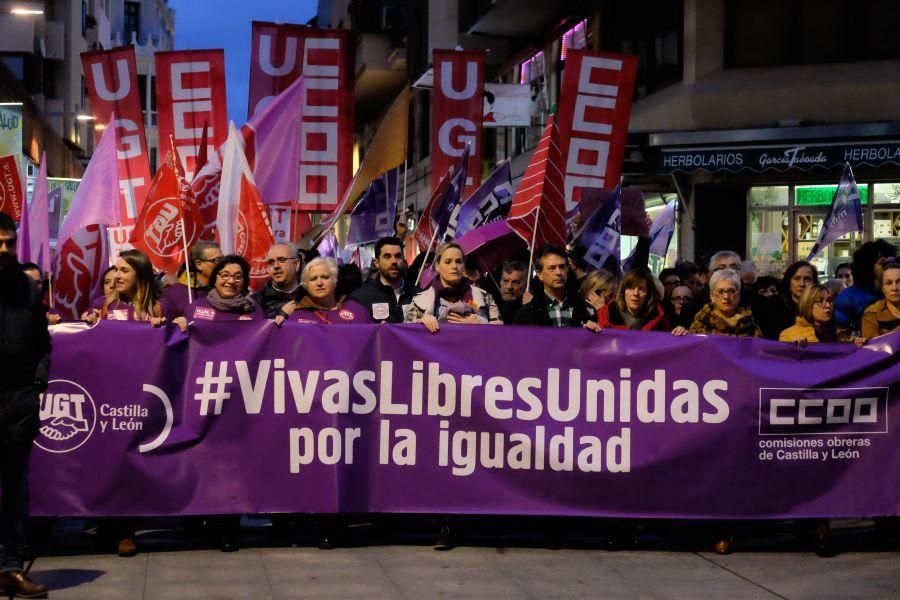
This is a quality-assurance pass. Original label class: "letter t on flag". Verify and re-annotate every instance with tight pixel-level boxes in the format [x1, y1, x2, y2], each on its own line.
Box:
[807, 163, 864, 261]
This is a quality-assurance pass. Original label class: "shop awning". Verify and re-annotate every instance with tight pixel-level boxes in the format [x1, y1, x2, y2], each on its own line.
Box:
[659, 140, 900, 175]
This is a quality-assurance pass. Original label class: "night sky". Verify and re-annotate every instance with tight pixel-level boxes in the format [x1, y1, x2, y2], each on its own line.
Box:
[168, 0, 318, 125]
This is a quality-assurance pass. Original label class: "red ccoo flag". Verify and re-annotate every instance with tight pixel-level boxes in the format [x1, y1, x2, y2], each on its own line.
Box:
[129, 147, 204, 274]
[236, 174, 275, 291]
[506, 115, 567, 249]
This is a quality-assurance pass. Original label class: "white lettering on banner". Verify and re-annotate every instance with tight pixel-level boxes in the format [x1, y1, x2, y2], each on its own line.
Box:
[173, 101, 212, 138]
[299, 36, 342, 207]
[438, 118, 477, 157]
[769, 397, 879, 426]
[91, 60, 130, 101]
[563, 56, 623, 206]
[440, 61, 478, 100]
[168, 61, 214, 166]
[171, 62, 212, 99]
[259, 34, 298, 77]
[118, 178, 144, 220]
[115, 118, 141, 160]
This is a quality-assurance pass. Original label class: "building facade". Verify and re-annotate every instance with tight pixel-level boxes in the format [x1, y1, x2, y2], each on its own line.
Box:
[321, 0, 900, 277]
[0, 0, 174, 178]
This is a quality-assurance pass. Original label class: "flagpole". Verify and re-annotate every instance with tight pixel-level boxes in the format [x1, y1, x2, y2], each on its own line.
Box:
[180, 216, 193, 305]
[401, 160, 408, 213]
[526, 208, 540, 279]
[415, 227, 441, 287]
[48, 272, 54, 309]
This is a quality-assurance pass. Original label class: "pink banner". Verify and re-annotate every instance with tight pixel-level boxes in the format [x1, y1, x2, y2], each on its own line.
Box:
[155, 50, 228, 179]
[81, 46, 153, 225]
[556, 50, 637, 210]
[432, 50, 485, 198]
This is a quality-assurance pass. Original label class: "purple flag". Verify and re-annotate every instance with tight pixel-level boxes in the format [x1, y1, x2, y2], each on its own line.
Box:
[623, 198, 677, 271]
[23, 154, 51, 271]
[807, 163, 864, 261]
[434, 146, 469, 242]
[449, 160, 513, 239]
[571, 185, 621, 273]
[345, 166, 400, 245]
[56, 117, 121, 255]
[316, 230, 340, 260]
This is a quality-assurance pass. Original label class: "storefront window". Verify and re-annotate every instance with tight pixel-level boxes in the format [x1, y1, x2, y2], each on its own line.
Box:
[795, 213, 860, 278]
[750, 210, 788, 276]
[874, 183, 900, 204]
[750, 185, 788, 207]
[874, 210, 900, 241]
[795, 184, 868, 206]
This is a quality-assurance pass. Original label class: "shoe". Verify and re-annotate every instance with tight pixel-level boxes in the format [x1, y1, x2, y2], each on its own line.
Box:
[713, 537, 734, 555]
[433, 523, 454, 551]
[813, 523, 833, 557]
[0, 570, 49, 598]
[117, 537, 138, 557]
[219, 532, 239, 553]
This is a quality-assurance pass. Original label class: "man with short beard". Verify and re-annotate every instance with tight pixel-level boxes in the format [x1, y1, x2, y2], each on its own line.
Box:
[0, 213, 50, 598]
[350, 236, 419, 323]
[254, 242, 306, 319]
[515, 245, 591, 328]
[495, 260, 527, 324]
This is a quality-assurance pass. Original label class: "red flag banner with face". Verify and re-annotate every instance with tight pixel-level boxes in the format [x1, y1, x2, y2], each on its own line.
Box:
[555, 50, 637, 210]
[431, 49, 485, 198]
[247, 24, 354, 214]
[237, 175, 275, 290]
[81, 46, 153, 225]
[0, 155, 23, 221]
[129, 149, 204, 274]
[155, 50, 228, 180]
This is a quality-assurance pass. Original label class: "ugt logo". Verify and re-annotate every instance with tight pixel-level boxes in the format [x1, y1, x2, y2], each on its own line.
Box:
[35, 380, 97, 453]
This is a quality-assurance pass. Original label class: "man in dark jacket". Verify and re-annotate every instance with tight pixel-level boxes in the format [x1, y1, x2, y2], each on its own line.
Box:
[0, 213, 50, 598]
[350, 237, 418, 323]
[254, 242, 307, 319]
[495, 260, 527, 324]
[515, 246, 590, 327]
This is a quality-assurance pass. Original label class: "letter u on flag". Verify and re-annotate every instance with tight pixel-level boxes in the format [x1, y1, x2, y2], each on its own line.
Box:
[807, 163, 864, 261]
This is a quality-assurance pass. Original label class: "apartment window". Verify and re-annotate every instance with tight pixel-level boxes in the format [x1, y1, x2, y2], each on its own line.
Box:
[727, 0, 900, 68]
[81, 0, 88, 37]
[124, 2, 140, 43]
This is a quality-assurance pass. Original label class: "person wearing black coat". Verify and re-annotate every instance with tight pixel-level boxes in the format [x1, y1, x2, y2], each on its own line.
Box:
[350, 237, 419, 323]
[515, 246, 591, 327]
[0, 214, 50, 598]
[253, 242, 307, 319]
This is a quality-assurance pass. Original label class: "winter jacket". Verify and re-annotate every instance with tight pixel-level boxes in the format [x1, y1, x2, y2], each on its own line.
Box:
[597, 302, 670, 332]
[0, 265, 51, 389]
[349, 277, 418, 323]
[861, 299, 900, 339]
[514, 286, 590, 327]
[689, 303, 761, 337]
[406, 284, 501, 324]
[252, 280, 307, 319]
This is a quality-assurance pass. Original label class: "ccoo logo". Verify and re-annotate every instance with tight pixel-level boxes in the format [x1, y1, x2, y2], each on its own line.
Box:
[35, 380, 97, 453]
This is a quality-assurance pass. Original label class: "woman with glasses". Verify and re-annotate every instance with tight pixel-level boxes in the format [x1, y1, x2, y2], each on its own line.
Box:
[678, 269, 761, 337]
[579, 269, 618, 320]
[780, 284, 863, 345]
[289, 257, 371, 324]
[664, 284, 696, 329]
[173, 255, 263, 329]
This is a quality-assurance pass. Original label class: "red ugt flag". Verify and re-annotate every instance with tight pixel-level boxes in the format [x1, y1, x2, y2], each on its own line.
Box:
[0, 155, 24, 222]
[129, 148, 204, 274]
[236, 175, 275, 291]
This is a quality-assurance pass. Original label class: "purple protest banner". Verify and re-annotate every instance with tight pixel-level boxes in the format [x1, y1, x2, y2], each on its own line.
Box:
[31, 321, 900, 518]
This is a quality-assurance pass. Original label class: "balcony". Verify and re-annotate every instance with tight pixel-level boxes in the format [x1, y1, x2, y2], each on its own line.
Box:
[355, 33, 407, 121]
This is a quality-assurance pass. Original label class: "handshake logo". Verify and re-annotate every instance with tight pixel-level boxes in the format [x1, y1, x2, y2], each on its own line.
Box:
[35, 380, 97, 453]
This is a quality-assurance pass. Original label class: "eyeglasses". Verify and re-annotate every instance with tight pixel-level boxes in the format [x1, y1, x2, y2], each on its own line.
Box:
[217, 272, 244, 282]
[671, 296, 691, 303]
[266, 256, 297, 267]
[0, 237, 16, 250]
[713, 288, 739, 298]
[813, 298, 834, 307]
[198, 256, 224, 265]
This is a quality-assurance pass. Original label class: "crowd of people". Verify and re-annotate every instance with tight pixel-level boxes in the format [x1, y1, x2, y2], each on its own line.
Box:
[3, 209, 900, 595]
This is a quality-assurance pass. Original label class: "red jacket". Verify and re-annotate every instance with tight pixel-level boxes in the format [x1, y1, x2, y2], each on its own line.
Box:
[597, 302, 670, 332]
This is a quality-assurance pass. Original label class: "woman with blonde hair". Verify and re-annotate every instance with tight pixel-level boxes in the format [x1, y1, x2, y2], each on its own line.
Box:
[579, 269, 618, 319]
[406, 242, 500, 332]
[779, 284, 862, 345]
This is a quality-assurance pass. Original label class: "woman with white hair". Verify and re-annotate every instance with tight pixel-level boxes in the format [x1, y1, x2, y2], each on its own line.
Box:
[678, 269, 761, 337]
[405, 242, 500, 332]
[288, 257, 371, 324]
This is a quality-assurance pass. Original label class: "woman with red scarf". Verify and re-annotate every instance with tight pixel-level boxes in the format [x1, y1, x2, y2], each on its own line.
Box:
[405, 242, 500, 332]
